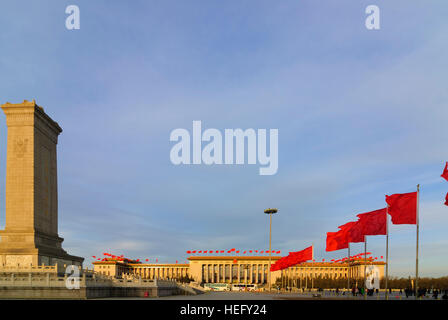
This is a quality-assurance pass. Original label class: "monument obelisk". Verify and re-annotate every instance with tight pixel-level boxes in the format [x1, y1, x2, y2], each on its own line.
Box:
[0, 100, 83, 267]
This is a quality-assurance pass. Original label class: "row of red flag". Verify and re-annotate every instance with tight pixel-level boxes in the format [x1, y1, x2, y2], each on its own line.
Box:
[327, 161, 447, 251]
[91, 253, 187, 264]
[186, 249, 281, 255]
[326, 191, 418, 251]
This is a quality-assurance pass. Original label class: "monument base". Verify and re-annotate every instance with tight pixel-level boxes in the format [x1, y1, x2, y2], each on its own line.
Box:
[0, 229, 83, 269]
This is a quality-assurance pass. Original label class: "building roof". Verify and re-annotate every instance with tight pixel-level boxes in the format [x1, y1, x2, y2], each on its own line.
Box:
[92, 260, 189, 267]
[187, 256, 282, 261]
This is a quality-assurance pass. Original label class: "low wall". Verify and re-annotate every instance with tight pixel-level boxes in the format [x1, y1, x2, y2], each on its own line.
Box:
[0, 284, 185, 299]
[0, 273, 191, 299]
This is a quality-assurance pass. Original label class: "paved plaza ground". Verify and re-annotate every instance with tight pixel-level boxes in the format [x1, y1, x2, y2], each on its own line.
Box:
[101, 291, 442, 300]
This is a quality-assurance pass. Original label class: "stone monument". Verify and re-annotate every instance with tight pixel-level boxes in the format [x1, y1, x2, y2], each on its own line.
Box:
[0, 100, 83, 267]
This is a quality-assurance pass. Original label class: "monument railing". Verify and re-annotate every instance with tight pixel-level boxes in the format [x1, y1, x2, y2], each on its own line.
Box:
[0, 264, 58, 274]
[0, 270, 178, 288]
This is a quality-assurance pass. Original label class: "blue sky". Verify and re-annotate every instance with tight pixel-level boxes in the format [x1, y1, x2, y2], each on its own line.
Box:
[0, 0, 447, 277]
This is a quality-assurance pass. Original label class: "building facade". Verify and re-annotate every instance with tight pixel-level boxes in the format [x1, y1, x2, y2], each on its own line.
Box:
[93, 256, 385, 287]
[93, 260, 190, 280]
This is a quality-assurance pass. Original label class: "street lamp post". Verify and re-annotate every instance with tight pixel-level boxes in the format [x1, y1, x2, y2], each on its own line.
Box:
[244, 265, 249, 291]
[264, 208, 278, 292]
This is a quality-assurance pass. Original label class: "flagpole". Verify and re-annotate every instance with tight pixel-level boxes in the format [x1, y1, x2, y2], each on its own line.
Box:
[282, 270, 285, 290]
[305, 267, 307, 289]
[385, 204, 389, 300]
[290, 267, 293, 290]
[364, 235, 367, 299]
[288, 268, 290, 290]
[416, 184, 420, 299]
[289, 267, 291, 291]
[347, 243, 350, 295]
[311, 244, 314, 290]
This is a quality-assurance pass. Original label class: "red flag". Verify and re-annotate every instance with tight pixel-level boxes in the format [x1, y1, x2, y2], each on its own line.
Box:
[441, 162, 448, 181]
[276, 250, 281, 254]
[220, 250, 224, 253]
[192, 251, 196, 253]
[271, 246, 313, 271]
[288, 246, 313, 265]
[186, 250, 191, 254]
[356, 208, 387, 236]
[145, 259, 149, 262]
[270, 255, 293, 271]
[326, 231, 349, 251]
[386, 192, 417, 224]
[338, 221, 364, 243]
[445, 192, 448, 206]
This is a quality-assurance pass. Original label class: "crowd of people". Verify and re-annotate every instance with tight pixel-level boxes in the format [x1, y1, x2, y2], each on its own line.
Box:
[349, 286, 448, 299]
[276, 284, 448, 299]
[309, 286, 448, 299]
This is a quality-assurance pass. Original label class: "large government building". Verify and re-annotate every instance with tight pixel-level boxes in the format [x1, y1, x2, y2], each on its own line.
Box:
[93, 255, 385, 287]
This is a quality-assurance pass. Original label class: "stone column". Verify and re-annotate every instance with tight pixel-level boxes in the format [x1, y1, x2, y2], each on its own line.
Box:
[229, 264, 233, 284]
[261, 265, 265, 284]
[215, 265, 219, 283]
[236, 265, 240, 283]
[255, 264, 259, 284]
[250, 264, 253, 284]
